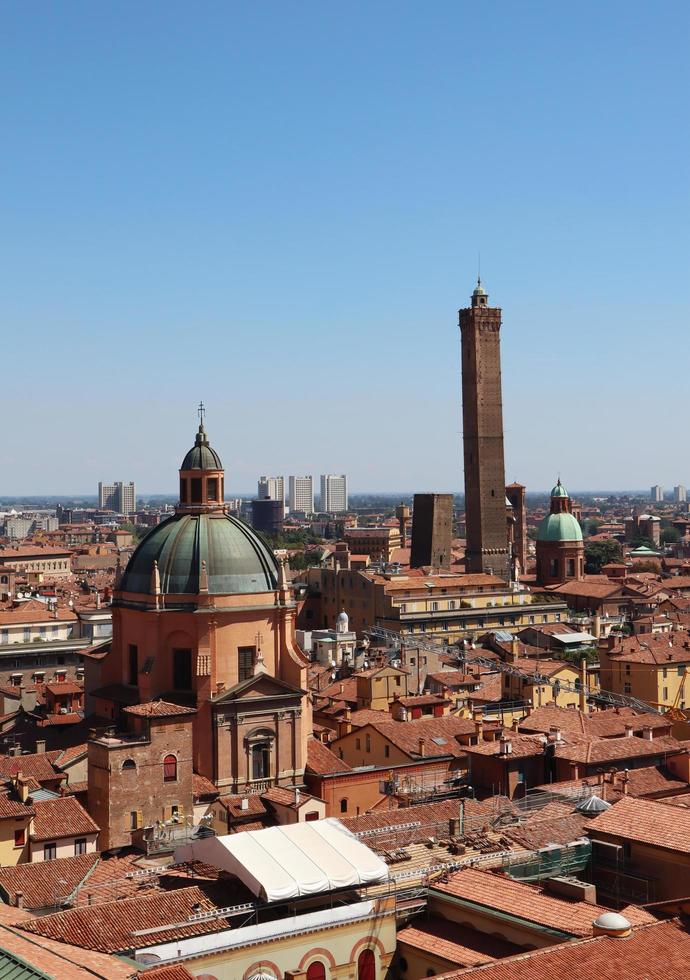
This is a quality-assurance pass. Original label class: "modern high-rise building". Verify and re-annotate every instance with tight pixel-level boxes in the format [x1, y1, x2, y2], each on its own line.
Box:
[288, 476, 314, 514]
[651, 485, 663, 503]
[674, 485, 686, 504]
[459, 279, 510, 580]
[98, 481, 136, 514]
[258, 475, 285, 503]
[320, 474, 348, 513]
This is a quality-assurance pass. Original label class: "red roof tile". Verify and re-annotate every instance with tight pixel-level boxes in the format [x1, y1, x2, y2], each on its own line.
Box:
[306, 737, 351, 774]
[588, 795, 690, 854]
[123, 700, 196, 718]
[31, 796, 99, 842]
[0, 853, 99, 909]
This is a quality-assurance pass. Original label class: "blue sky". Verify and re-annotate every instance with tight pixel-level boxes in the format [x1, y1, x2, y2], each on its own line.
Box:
[2, 2, 688, 495]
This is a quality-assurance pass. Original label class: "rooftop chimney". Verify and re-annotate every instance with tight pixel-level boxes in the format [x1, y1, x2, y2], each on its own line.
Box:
[240, 797, 249, 811]
[499, 736, 513, 756]
[642, 725, 653, 741]
[624, 724, 634, 738]
[15, 892, 23, 909]
[418, 738, 426, 757]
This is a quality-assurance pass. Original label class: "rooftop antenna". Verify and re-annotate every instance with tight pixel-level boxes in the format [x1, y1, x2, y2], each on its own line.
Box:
[477, 251, 481, 285]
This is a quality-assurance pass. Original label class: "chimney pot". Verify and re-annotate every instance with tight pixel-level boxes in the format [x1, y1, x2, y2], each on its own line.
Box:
[15, 891, 23, 908]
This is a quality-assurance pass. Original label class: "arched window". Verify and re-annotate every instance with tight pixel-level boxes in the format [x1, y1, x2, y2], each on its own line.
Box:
[340, 798, 348, 814]
[121, 759, 136, 771]
[306, 962, 326, 980]
[163, 754, 178, 782]
[357, 948, 375, 980]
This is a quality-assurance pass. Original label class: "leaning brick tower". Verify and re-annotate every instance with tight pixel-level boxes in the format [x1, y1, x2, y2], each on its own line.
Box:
[459, 279, 510, 581]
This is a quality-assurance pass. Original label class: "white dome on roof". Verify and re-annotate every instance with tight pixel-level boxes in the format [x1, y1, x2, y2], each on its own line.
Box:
[336, 609, 349, 633]
[592, 911, 631, 934]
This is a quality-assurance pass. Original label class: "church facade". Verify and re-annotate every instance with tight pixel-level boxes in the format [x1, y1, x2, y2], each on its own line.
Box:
[89, 416, 311, 792]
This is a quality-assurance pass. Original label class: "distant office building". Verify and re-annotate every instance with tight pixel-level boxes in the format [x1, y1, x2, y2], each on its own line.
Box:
[4, 516, 34, 540]
[98, 481, 136, 514]
[250, 498, 285, 535]
[320, 474, 348, 513]
[674, 485, 686, 504]
[410, 493, 453, 570]
[650, 485, 663, 503]
[289, 476, 314, 514]
[257, 475, 285, 502]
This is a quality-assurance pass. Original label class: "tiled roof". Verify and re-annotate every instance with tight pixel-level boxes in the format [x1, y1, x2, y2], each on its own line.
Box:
[306, 738, 351, 774]
[520, 705, 670, 739]
[533, 765, 689, 801]
[0, 923, 133, 979]
[0, 752, 63, 785]
[45, 682, 83, 696]
[348, 708, 390, 727]
[340, 797, 499, 836]
[122, 700, 197, 718]
[554, 733, 683, 765]
[464, 734, 547, 759]
[31, 796, 99, 842]
[587, 795, 690, 854]
[431, 867, 655, 937]
[0, 853, 99, 909]
[18, 884, 229, 953]
[434, 919, 690, 980]
[399, 694, 449, 707]
[348, 716, 482, 759]
[398, 916, 520, 966]
[503, 805, 591, 851]
[138, 967, 196, 980]
[262, 786, 320, 808]
[192, 772, 219, 799]
[55, 744, 88, 769]
[606, 631, 690, 664]
[218, 794, 267, 820]
[0, 788, 35, 819]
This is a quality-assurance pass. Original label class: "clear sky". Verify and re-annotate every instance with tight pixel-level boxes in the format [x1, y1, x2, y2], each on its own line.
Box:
[2, 2, 688, 495]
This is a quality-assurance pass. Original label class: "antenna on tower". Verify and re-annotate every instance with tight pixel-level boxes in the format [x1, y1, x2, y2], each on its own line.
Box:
[477, 251, 481, 285]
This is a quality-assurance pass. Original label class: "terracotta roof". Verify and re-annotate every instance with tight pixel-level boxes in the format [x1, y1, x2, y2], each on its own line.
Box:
[554, 733, 684, 765]
[340, 797, 499, 837]
[31, 796, 99, 842]
[347, 716, 481, 759]
[0, 922, 133, 979]
[139, 967, 196, 980]
[0, 685, 21, 699]
[503, 807, 591, 851]
[549, 581, 623, 598]
[606, 631, 690, 665]
[427, 670, 479, 688]
[306, 737, 351, 774]
[45, 681, 83, 696]
[464, 734, 548, 759]
[37, 711, 83, 727]
[55, 744, 88, 769]
[0, 789, 35, 820]
[0, 853, 99, 909]
[218, 794, 267, 820]
[348, 708, 391, 727]
[534, 766, 689, 801]
[520, 705, 670, 739]
[398, 916, 520, 966]
[262, 786, 320, 808]
[431, 867, 654, 937]
[192, 772, 219, 799]
[122, 700, 197, 718]
[587, 795, 690, 854]
[434, 919, 690, 980]
[18, 884, 230, 953]
[0, 752, 63, 784]
[398, 694, 449, 707]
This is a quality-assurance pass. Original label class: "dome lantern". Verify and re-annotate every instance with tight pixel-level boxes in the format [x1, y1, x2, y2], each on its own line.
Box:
[178, 403, 225, 512]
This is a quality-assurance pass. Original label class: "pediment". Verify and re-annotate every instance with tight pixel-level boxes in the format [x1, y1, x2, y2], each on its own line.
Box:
[213, 671, 306, 703]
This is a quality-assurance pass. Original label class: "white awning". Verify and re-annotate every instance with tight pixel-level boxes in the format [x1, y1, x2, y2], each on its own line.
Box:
[174, 818, 389, 902]
[554, 632, 597, 644]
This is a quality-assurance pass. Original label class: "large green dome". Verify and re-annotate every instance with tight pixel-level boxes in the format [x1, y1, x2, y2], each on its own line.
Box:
[537, 512, 583, 543]
[120, 512, 279, 595]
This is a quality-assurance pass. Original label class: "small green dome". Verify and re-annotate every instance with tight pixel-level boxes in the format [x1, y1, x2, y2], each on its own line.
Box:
[472, 277, 487, 297]
[537, 512, 583, 543]
[120, 512, 278, 595]
[550, 479, 569, 498]
[181, 424, 223, 471]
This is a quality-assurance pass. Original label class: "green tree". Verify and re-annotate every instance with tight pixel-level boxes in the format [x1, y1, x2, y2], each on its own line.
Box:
[584, 539, 623, 574]
[661, 528, 679, 545]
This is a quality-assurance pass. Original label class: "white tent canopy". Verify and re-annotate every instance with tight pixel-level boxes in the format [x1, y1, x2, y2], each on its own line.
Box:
[174, 818, 389, 903]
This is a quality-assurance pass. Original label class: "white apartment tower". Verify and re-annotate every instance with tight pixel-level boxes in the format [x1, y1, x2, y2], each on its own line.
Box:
[257, 475, 285, 503]
[674, 485, 687, 504]
[288, 476, 314, 514]
[320, 474, 348, 513]
[98, 481, 136, 514]
[651, 485, 663, 503]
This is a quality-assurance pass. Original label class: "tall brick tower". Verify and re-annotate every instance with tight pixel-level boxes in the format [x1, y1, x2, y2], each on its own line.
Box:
[459, 279, 510, 580]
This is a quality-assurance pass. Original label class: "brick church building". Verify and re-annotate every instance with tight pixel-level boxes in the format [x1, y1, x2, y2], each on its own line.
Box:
[88, 414, 311, 794]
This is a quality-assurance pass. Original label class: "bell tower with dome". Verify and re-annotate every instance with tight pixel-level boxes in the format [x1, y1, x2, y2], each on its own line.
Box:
[536, 479, 585, 586]
[90, 411, 311, 793]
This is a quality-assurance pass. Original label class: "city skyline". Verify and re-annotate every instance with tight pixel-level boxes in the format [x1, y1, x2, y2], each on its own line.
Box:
[2, 3, 689, 494]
